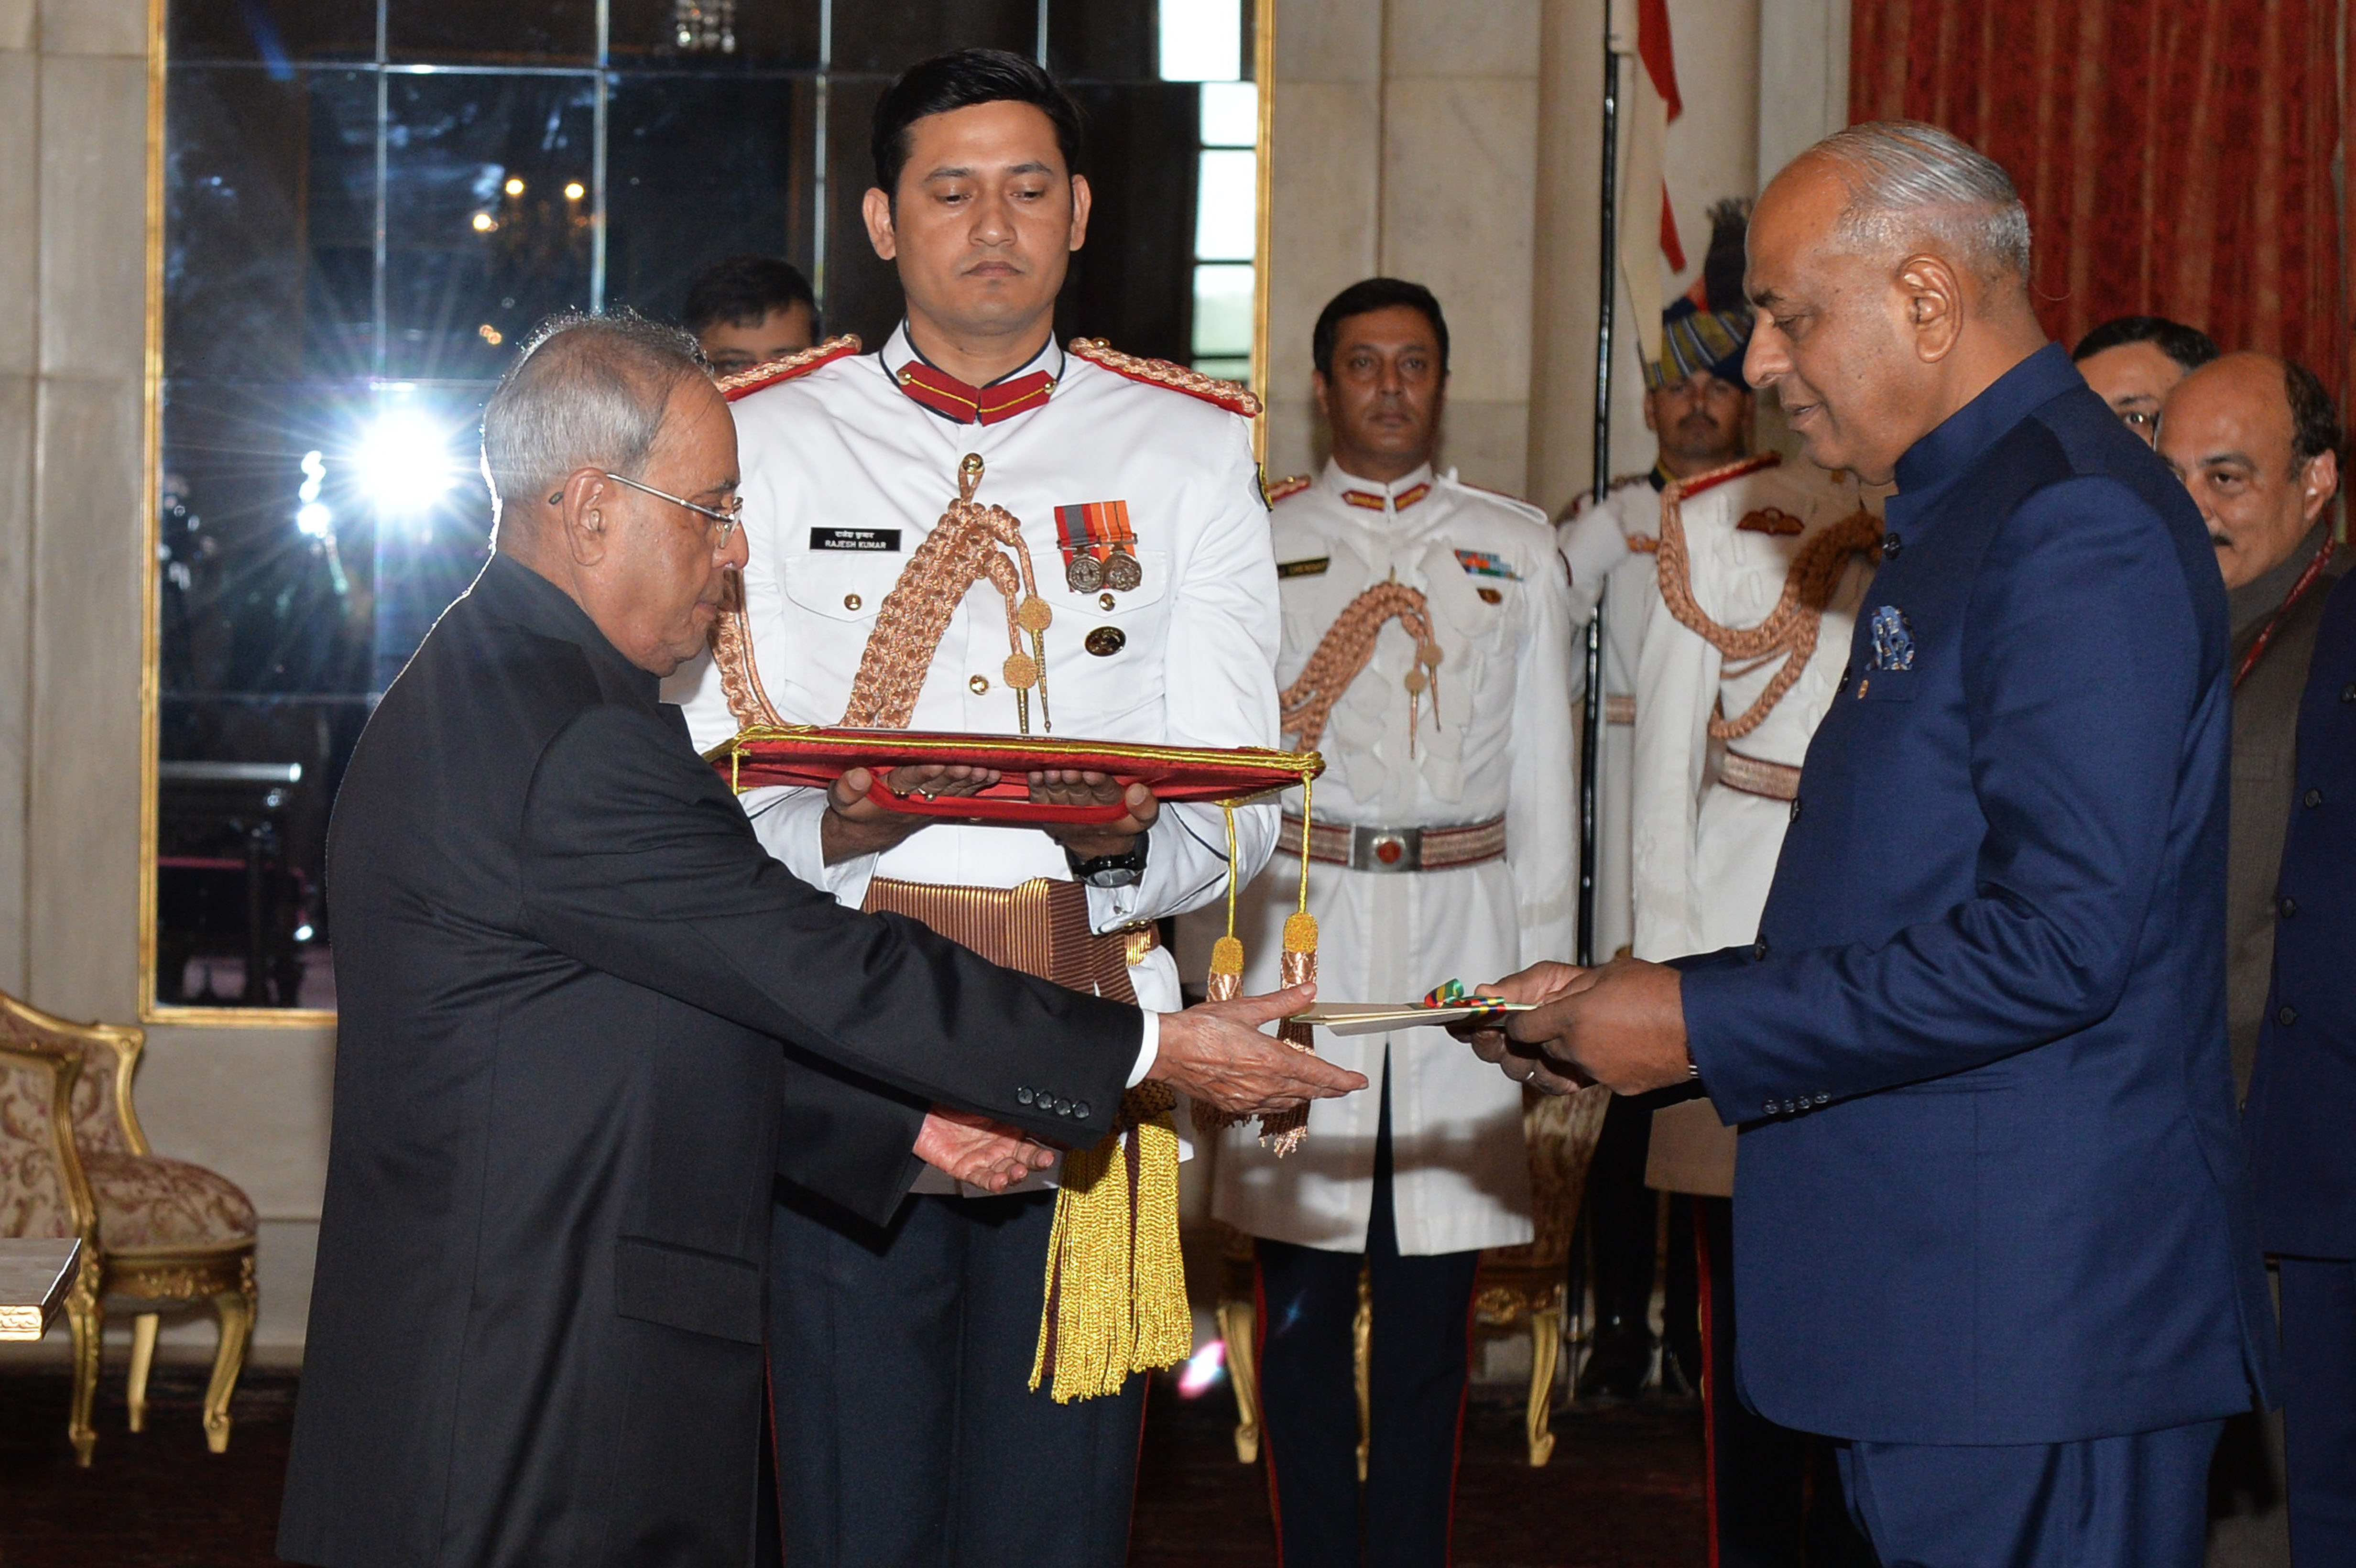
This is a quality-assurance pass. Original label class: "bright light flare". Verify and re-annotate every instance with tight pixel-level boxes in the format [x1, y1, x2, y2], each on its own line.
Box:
[355, 410, 460, 514]
[503, 176, 525, 196]
[563, 181, 586, 201]
[471, 212, 496, 232]
[1177, 1339, 1227, 1398]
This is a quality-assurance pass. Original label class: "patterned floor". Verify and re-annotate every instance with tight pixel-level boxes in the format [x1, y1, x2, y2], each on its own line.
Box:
[0, 1367, 1705, 1566]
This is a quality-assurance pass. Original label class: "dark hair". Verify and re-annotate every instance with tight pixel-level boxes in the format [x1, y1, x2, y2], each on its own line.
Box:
[680, 255, 818, 337]
[2071, 315, 2219, 375]
[2282, 357, 2342, 470]
[1312, 278, 1451, 379]
[871, 48, 1084, 203]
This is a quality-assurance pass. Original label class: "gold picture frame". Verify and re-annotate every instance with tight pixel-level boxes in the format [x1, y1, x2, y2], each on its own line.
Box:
[135, 0, 1279, 1025]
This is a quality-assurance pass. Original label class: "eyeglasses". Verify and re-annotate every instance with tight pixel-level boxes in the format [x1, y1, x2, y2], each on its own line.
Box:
[549, 471, 744, 545]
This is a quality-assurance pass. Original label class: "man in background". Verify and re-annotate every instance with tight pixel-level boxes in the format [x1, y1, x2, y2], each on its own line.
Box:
[681, 254, 819, 374]
[1217, 277, 1571, 1566]
[2244, 567, 2356, 1566]
[1556, 199, 1753, 1402]
[2157, 352, 2343, 1100]
[2073, 314, 2219, 444]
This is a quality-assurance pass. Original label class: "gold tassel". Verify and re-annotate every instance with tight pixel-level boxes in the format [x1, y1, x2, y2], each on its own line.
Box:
[1259, 775, 1320, 1155]
[1194, 806, 1249, 1137]
[1030, 1086, 1191, 1403]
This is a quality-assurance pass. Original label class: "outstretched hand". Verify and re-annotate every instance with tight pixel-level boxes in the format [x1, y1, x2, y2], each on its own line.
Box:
[1502, 956, 1694, 1095]
[1150, 983, 1368, 1115]
[913, 1106, 1058, 1193]
[1451, 961, 1598, 1096]
[820, 764, 1003, 863]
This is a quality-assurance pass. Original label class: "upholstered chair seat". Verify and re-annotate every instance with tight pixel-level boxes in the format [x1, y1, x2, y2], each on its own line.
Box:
[0, 992, 258, 1464]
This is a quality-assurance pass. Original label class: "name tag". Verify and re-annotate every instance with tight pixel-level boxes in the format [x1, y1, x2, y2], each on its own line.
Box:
[810, 527, 901, 553]
[1277, 557, 1330, 579]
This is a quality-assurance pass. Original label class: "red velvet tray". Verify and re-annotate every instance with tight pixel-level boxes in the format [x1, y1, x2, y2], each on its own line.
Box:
[708, 725, 1324, 825]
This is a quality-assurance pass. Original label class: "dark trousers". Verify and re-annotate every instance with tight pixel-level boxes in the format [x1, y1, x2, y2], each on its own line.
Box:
[768, 1187, 1146, 1568]
[1696, 1198, 1875, 1568]
[1254, 1076, 1482, 1568]
[1835, 1418, 2223, 1568]
[2279, 1255, 2356, 1565]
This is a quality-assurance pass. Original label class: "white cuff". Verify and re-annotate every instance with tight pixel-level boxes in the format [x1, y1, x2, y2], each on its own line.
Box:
[1128, 1011, 1160, 1088]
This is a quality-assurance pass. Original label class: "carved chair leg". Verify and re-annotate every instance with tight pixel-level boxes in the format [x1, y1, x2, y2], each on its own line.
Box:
[1214, 1299, 1262, 1463]
[65, 1271, 102, 1467]
[202, 1274, 256, 1455]
[1353, 1262, 1372, 1484]
[1525, 1307, 1562, 1467]
[126, 1313, 160, 1433]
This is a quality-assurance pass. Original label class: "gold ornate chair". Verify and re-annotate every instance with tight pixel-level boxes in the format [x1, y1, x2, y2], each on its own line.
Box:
[1217, 1082, 1613, 1469]
[0, 991, 258, 1464]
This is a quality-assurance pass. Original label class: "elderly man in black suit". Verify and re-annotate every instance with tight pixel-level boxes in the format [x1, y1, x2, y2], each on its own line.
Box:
[275, 312, 1363, 1568]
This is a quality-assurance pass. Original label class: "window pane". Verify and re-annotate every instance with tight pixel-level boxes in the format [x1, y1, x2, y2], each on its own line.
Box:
[1199, 81, 1256, 147]
[606, 0, 823, 69]
[830, 0, 1035, 75]
[167, 67, 377, 383]
[382, 73, 599, 380]
[1191, 261, 1253, 359]
[170, 0, 375, 65]
[1158, 0, 1242, 81]
[1190, 355, 1249, 384]
[1056, 83, 1195, 360]
[605, 75, 817, 321]
[1193, 147, 1255, 261]
[386, 0, 599, 65]
[1046, 0, 1156, 81]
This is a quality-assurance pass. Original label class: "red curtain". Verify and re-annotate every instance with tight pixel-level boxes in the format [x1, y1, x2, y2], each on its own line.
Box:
[1850, 0, 2347, 402]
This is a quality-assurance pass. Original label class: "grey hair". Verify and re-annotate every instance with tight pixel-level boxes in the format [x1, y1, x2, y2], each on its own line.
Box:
[1807, 120, 2032, 285]
[479, 310, 708, 515]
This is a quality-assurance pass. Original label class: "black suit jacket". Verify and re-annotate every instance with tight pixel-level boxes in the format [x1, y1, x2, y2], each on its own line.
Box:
[278, 554, 1137, 1568]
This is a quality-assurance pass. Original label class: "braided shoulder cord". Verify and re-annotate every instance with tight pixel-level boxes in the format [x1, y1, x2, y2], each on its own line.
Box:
[1278, 582, 1444, 755]
[840, 454, 1056, 732]
[1653, 483, 1883, 740]
[711, 573, 783, 730]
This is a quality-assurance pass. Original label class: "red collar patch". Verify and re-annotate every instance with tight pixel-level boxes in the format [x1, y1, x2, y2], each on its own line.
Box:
[1340, 481, 1431, 512]
[894, 361, 1057, 425]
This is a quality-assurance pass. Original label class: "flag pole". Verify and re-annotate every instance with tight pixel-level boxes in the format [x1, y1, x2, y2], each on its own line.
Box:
[1578, 3, 1619, 970]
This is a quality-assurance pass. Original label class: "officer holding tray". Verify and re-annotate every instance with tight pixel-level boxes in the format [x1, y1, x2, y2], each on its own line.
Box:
[669, 47, 1313, 1568]
[1213, 277, 1574, 1567]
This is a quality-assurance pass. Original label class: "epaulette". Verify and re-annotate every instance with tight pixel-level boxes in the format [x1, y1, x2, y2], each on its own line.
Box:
[1671, 451, 1781, 503]
[1443, 472, 1549, 527]
[1265, 473, 1312, 505]
[716, 335, 863, 403]
[1067, 338, 1263, 417]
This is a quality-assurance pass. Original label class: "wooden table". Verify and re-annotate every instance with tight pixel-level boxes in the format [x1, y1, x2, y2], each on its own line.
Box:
[0, 1237, 82, 1340]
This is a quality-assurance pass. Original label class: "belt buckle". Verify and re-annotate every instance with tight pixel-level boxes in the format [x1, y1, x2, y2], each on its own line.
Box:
[1353, 826, 1421, 872]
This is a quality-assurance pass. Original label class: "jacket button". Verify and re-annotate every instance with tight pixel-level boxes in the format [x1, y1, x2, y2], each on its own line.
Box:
[1016, 1087, 1035, 1105]
[970, 675, 991, 695]
[2343, 682, 2356, 702]
[1753, 938, 1770, 960]
[2279, 1005, 2300, 1027]
[1053, 1098, 1071, 1115]
[843, 593, 862, 612]
[1789, 797, 1803, 822]
[1764, 1101, 1777, 1116]
[1814, 1093, 1830, 1106]
[2280, 896, 2299, 918]
[1074, 1101, 1091, 1121]
[1882, 532, 1903, 559]
[2305, 788, 2325, 808]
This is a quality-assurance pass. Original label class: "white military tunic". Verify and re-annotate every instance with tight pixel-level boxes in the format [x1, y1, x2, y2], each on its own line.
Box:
[1629, 457, 1878, 961]
[1558, 472, 1665, 961]
[671, 326, 1284, 1187]
[1211, 462, 1573, 1257]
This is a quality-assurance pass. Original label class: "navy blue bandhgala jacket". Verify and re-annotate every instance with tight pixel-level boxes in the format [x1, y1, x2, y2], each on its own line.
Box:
[1681, 344, 2276, 1446]
[2245, 570, 2356, 1263]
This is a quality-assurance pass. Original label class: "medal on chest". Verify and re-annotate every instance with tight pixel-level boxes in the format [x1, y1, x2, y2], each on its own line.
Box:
[1053, 500, 1143, 594]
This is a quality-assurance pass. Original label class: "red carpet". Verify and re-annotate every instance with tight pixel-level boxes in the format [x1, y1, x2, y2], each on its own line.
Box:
[0, 1368, 1704, 1565]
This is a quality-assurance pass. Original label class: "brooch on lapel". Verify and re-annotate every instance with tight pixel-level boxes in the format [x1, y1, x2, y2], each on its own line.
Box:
[1736, 507, 1805, 536]
[1868, 605, 1915, 672]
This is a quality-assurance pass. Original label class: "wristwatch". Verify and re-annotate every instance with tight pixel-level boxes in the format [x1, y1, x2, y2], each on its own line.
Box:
[1065, 837, 1149, 889]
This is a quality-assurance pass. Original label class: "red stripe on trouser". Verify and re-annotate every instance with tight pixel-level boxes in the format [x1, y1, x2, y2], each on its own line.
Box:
[1441, 1262, 1479, 1565]
[1254, 1255, 1287, 1568]
[1696, 1200, 1720, 1568]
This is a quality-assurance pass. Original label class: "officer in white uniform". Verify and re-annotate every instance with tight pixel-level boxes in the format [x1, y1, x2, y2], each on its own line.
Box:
[1212, 280, 1572, 1568]
[1552, 202, 1768, 1402]
[671, 52, 1286, 1568]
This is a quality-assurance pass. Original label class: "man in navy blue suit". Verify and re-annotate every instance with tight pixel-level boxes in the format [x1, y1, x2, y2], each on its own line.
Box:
[2244, 568, 2356, 1565]
[1466, 121, 2275, 1567]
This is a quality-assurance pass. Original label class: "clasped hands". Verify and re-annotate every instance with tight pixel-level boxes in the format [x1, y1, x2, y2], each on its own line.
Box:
[914, 982, 1369, 1191]
[1452, 956, 1695, 1098]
